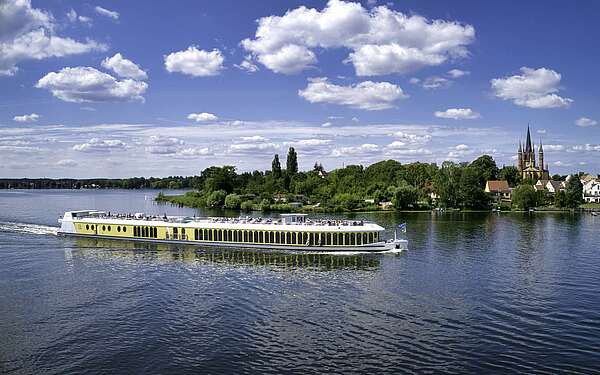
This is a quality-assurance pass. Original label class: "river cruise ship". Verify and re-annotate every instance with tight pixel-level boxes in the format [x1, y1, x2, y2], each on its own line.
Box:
[58, 211, 407, 252]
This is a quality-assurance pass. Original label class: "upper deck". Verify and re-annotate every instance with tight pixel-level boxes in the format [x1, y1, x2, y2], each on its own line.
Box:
[66, 211, 385, 232]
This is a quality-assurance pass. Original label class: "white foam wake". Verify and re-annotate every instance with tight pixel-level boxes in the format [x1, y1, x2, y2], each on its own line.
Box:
[0, 221, 59, 236]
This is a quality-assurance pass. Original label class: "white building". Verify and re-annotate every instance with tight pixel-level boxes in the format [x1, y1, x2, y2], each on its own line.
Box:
[582, 179, 600, 203]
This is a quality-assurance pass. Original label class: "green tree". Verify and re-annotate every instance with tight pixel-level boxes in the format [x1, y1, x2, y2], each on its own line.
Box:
[202, 166, 236, 193]
[259, 198, 271, 211]
[224, 193, 242, 209]
[434, 161, 463, 208]
[554, 190, 566, 208]
[393, 184, 419, 210]
[271, 154, 282, 179]
[240, 200, 254, 211]
[459, 166, 490, 209]
[206, 189, 227, 207]
[286, 147, 298, 176]
[333, 193, 361, 211]
[498, 166, 521, 187]
[565, 176, 584, 208]
[511, 185, 537, 210]
[470, 155, 499, 186]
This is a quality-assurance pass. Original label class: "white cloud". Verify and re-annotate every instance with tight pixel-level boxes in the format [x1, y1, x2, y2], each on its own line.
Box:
[242, 0, 475, 76]
[241, 135, 268, 142]
[393, 131, 431, 144]
[575, 117, 597, 127]
[351, 117, 359, 122]
[57, 159, 77, 167]
[73, 138, 126, 152]
[537, 129, 546, 134]
[454, 144, 469, 150]
[13, 113, 40, 122]
[389, 148, 432, 156]
[229, 142, 279, 153]
[67, 9, 91, 24]
[434, 108, 480, 120]
[571, 144, 600, 152]
[94, 6, 119, 20]
[178, 147, 211, 156]
[0, 0, 106, 76]
[491, 67, 573, 109]
[234, 56, 259, 73]
[332, 143, 379, 156]
[286, 139, 332, 147]
[447, 68, 469, 78]
[321, 122, 333, 127]
[298, 77, 407, 110]
[164, 46, 224, 77]
[187, 112, 218, 122]
[544, 144, 564, 151]
[36, 67, 148, 103]
[421, 76, 451, 89]
[146, 135, 184, 146]
[101, 53, 147, 80]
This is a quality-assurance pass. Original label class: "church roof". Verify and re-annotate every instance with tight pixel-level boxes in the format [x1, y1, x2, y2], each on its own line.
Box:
[486, 180, 510, 192]
[525, 126, 532, 153]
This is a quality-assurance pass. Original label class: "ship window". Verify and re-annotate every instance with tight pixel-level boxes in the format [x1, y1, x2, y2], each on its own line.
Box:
[102, 225, 106, 231]
[357, 233, 362, 245]
[363, 232, 368, 244]
[117, 226, 120, 232]
[375, 232, 379, 242]
[153, 227, 157, 238]
[368, 232, 373, 243]
[123, 226, 126, 233]
[91, 225, 95, 230]
[333, 233, 338, 246]
[269, 231, 274, 244]
[86, 224, 89, 230]
[258, 231, 263, 243]
[285, 232, 290, 244]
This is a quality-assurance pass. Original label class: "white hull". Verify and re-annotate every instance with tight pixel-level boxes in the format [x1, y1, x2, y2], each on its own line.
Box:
[58, 231, 407, 252]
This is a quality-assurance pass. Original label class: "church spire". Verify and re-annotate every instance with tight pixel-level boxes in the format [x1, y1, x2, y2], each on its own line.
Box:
[539, 138, 543, 153]
[525, 125, 532, 153]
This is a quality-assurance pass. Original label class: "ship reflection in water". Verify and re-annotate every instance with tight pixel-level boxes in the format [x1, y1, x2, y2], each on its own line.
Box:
[66, 237, 385, 271]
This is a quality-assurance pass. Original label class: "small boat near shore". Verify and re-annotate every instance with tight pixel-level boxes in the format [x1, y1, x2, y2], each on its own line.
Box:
[58, 211, 407, 252]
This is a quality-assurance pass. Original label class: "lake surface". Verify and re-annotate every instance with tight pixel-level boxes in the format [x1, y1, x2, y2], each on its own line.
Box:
[1, 189, 599, 374]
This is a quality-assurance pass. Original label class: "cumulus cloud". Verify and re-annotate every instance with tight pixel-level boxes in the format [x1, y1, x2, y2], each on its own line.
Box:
[447, 68, 469, 78]
[393, 131, 431, 144]
[388, 148, 432, 156]
[241, 135, 268, 142]
[332, 143, 379, 156]
[241, 0, 474, 76]
[57, 159, 77, 167]
[229, 142, 279, 153]
[0, 0, 107, 76]
[178, 147, 211, 157]
[94, 6, 119, 20]
[101, 53, 147, 80]
[187, 112, 218, 122]
[285, 139, 332, 147]
[491, 67, 573, 109]
[544, 144, 564, 151]
[234, 56, 259, 73]
[13, 113, 40, 122]
[73, 138, 126, 152]
[164, 46, 224, 77]
[321, 122, 333, 127]
[434, 108, 480, 120]
[454, 144, 469, 150]
[298, 77, 407, 110]
[36, 67, 147, 103]
[575, 117, 597, 127]
[67, 9, 91, 24]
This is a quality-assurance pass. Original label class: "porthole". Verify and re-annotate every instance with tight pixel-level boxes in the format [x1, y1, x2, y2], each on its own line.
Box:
[117, 226, 121, 232]
[86, 224, 89, 230]
[123, 227, 127, 233]
[108, 226, 111, 231]
[102, 225, 106, 231]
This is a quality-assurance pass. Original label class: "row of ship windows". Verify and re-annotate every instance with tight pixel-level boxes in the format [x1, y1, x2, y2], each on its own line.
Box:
[192, 228, 379, 246]
[81, 224, 380, 246]
[84, 224, 127, 233]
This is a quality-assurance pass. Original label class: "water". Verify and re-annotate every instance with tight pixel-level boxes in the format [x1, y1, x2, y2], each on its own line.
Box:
[1, 190, 599, 374]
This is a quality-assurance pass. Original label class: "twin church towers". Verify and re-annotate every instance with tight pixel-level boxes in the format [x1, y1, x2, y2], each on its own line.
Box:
[517, 126, 550, 181]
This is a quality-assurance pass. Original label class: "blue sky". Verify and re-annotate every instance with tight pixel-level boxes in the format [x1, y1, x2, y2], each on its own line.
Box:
[1, 0, 599, 178]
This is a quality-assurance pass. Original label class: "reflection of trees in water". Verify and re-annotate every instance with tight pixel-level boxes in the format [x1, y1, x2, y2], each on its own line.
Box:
[69, 237, 381, 271]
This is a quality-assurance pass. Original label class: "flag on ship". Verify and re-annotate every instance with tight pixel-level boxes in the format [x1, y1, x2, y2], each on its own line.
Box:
[398, 223, 407, 233]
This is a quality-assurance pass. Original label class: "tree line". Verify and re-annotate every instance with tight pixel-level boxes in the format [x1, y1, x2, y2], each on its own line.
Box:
[157, 147, 585, 212]
[0, 176, 201, 190]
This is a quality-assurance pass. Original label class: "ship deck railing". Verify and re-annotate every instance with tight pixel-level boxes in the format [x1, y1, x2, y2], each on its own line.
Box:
[71, 212, 370, 227]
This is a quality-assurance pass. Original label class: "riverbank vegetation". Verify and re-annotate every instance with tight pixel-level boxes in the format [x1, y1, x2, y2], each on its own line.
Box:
[156, 148, 587, 213]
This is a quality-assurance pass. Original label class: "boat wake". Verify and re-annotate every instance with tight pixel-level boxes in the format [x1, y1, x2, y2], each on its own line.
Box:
[0, 221, 59, 236]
